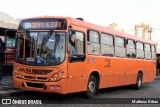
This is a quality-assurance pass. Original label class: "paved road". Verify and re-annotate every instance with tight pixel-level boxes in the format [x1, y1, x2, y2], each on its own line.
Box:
[0, 75, 160, 106]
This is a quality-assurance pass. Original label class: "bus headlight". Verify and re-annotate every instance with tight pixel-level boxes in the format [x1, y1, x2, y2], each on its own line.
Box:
[49, 71, 64, 82]
[14, 69, 22, 79]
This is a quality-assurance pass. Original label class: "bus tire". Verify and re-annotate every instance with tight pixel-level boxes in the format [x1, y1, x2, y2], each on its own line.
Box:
[85, 75, 98, 99]
[134, 73, 142, 90]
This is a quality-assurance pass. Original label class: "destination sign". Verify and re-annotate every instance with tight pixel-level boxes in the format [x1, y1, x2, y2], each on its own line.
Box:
[18, 18, 67, 30]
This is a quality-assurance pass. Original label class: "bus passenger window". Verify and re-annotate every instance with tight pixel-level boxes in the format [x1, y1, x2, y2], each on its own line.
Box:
[145, 44, 151, 60]
[136, 42, 144, 59]
[151, 45, 156, 60]
[115, 36, 125, 57]
[101, 33, 114, 56]
[126, 39, 136, 58]
[87, 30, 100, 55]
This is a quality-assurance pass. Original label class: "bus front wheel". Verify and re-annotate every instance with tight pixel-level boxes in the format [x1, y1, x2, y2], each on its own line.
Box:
[134, 73, 142, 90]
[85, 75, 98, 99]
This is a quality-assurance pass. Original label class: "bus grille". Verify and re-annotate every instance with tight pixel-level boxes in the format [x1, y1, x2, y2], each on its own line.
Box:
[26, 82, 44, 88]
[31, 69, 52, 75]
[24, 76, 47, 81]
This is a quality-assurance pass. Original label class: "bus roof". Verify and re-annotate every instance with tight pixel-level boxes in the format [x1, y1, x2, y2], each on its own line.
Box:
[21, 16, 70, 20]
[20, 16, 156, 45]
[70, 17, 156, 45]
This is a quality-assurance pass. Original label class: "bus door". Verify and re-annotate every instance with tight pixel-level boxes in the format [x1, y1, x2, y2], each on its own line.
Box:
[67, 29, 87, 92]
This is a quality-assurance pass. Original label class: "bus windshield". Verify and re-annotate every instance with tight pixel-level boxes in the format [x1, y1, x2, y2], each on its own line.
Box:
[15, 31, 66, 66]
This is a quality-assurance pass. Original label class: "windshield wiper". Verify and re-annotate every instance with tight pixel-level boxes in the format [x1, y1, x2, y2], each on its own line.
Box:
[41, 30, 53, 45]
[53, 33, 60, 53]
[40, 30, 53, 57]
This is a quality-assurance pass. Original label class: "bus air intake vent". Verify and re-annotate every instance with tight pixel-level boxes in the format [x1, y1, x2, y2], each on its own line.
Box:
[32, 69, 52, 75]
[24, 76, 34, 79]
[37, 77, 47, 80]
[26, 82, 44, 88]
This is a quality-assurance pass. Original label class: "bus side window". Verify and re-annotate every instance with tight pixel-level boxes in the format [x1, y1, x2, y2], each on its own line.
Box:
[126, 39, 136, 58]
[115, 36, 126, 57]
[136, 42, 144, 59]
[101, 33, 114, 56]
[87, 30, 100, 55]
[151, 45, 156, 60]
[145, 44, 151, 60]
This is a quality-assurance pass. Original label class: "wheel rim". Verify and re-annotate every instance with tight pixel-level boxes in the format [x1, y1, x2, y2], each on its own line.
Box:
[138, 76, 142, 87]
[88, 81, 95, 93]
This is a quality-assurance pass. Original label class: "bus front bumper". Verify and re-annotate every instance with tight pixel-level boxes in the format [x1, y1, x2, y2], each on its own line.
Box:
[13, 76, 67, 94]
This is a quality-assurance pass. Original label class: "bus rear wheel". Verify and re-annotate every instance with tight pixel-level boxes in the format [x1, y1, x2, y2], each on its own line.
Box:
[134, 73, 142, 90]
[85, 75, 98, 99]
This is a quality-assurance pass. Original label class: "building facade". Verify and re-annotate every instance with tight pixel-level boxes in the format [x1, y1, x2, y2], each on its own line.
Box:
[135, 23, 152, 40]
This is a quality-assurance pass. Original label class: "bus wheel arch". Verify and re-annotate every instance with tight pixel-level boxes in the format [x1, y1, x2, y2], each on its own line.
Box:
[134, 70, 143, 90]
[85, 71, 100, 99]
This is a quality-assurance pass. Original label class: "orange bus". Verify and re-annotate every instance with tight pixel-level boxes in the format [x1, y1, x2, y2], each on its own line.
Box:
[13, 16, 156, 98]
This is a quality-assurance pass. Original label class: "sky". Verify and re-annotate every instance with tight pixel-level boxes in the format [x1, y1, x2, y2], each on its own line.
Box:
[0, 0, 160, 43]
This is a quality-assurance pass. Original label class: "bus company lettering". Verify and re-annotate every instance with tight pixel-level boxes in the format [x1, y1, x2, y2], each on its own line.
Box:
[19, 68, 32, 74]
